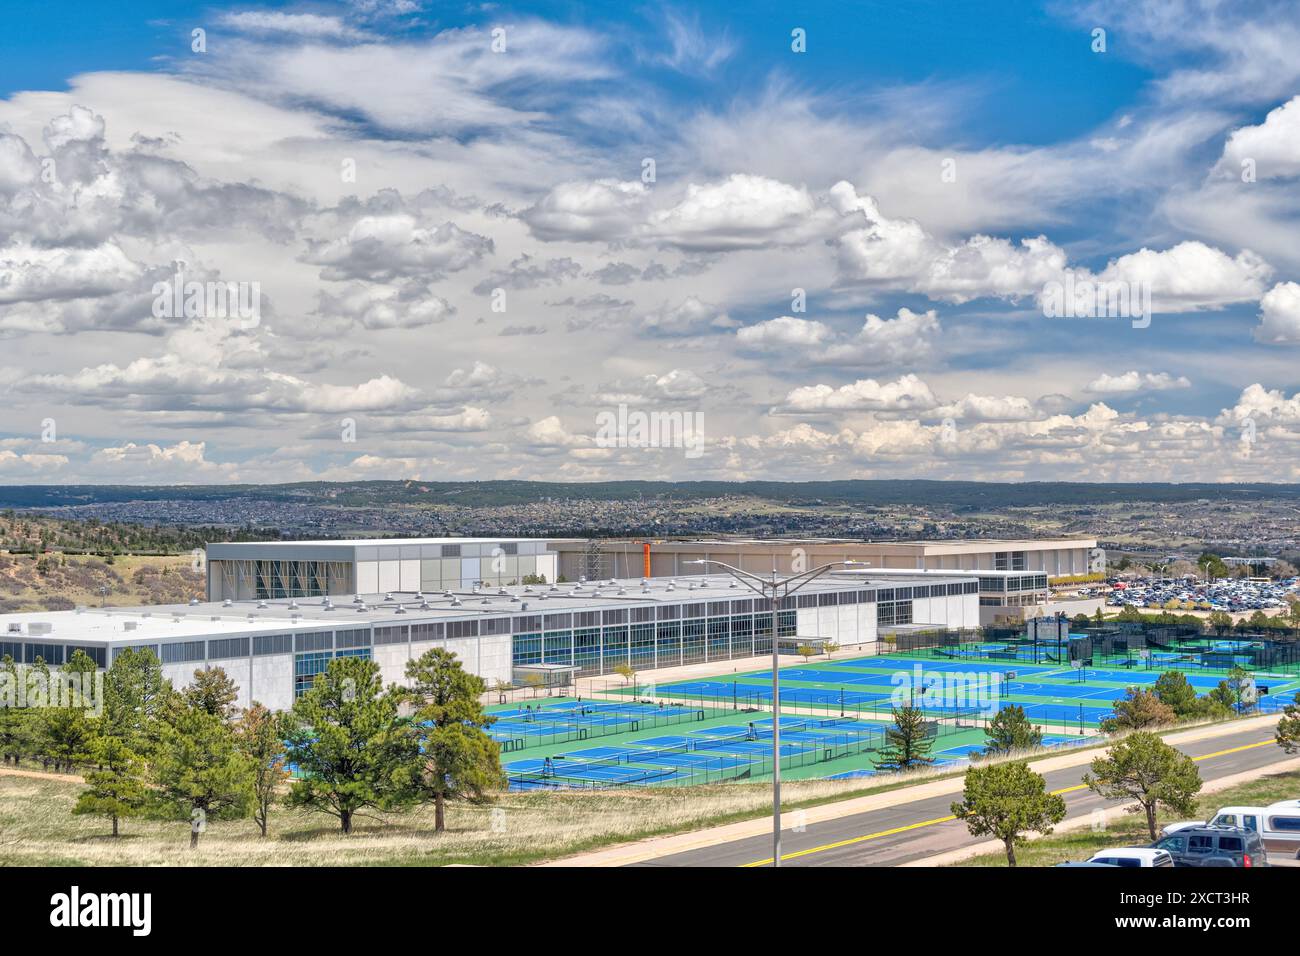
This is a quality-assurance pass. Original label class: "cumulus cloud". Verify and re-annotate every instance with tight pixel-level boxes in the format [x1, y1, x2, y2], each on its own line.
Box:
[736, 316, 832, 349]
[1218, 95, 1300, 180]
[315, 279, 454, 330]
[776, 374, 939, 413]
[639, 296, 736, 336]
[737, 308, 940, 367]
[1086, 371, 1193, 394]
[302, 215, 492, 282]
[1254, 281, 1300, 344]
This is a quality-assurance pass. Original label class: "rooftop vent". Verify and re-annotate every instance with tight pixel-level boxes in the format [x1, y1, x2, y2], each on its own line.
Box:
[384, 593, 393, 601]
[222, 599, 233, 607]
[189, 598, 200, 606]
[122, 621, 137, 632]
[395, 605, 406, 615]
[353, 595, 363, 604]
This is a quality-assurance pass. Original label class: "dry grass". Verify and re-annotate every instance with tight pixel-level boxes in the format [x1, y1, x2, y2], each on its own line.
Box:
[0, 771, 941, 867]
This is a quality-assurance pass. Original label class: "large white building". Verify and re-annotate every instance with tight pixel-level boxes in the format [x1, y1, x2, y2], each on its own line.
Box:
[205, 538, 568, 601]
[2, 571, 980, 712]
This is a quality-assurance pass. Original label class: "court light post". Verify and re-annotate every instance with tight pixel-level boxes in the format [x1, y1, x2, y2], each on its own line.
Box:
[685, 558, 863, 867]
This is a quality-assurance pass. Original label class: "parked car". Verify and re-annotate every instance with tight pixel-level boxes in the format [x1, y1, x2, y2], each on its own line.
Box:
[1086, 847, 1175, 868]
[1160, 820, 1205, 836]
[1055, 861, 1118, 867]
[1150, 825, 1270, 867]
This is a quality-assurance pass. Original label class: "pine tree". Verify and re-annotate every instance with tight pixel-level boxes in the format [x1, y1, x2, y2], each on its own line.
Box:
[285, 656, 413, 834]
[983, 705, 1043, 755]
[1152, 670, 1200, 716]
[952, 761, 1066, 866]
[397, 649, 505, 832]
[103, 647, 169, 753]
[1084, 731, 1201, 841]
[184, 666, 239, 720]
[74, 733, 146, 836]
[1099, 687, 1176, 733]
[876, 703, 934, 771]
[234, 702, 290, 838]
[150, 700, 254, 848]
[0, 655, 30, 765]
[1277, 693, 1300, 755]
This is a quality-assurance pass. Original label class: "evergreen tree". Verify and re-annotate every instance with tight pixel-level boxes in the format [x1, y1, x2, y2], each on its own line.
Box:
[285, 656, 412, 834]
[876, 703, 934, 771]
[983, 705, 1043, 755]
[0, 655, 29, 765]
[397, 649, 505, 832]
[1084, 731, 1202, 841]
[74, 733, 146, 836]
[1152, 670, 1199, 716]
[37, 651, 99, 773]
[150, 700, 254, 848]
[951, 761, 1066, 866]
[103, 647, 169, 752]
[1276, 693, 1300, 755]
[1099, 687, 1176, 733]
[234, 702, 290, 838]
[184, 666, 239, 720]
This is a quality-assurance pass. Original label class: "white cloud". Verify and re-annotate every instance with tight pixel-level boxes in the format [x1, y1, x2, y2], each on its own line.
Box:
[777, 374, 939, 413]
[1085, 371, 1192, 394]
[736, 316, 832, 348]
[220, 12, 367, 41]
[302, 215, 492, 282]
[640, 296, 736, 336]
[1219, 95, 1300, 180]
[1254, 281, 1300, 344]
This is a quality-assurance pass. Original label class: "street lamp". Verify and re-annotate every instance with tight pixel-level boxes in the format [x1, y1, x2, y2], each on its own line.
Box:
[686, 557, 863, 867]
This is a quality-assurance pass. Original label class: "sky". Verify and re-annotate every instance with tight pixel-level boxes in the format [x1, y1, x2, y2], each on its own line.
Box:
[2, 0, 1300, 485]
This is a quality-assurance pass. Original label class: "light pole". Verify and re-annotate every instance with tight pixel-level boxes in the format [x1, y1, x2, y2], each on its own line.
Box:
[686, 557, 862, 867]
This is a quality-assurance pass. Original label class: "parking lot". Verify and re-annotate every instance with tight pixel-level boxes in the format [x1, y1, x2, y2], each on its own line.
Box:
[1088, 576, 1298, 614]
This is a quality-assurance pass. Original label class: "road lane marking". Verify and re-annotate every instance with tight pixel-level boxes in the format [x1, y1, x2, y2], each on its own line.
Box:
[740, 737, 1277, 866]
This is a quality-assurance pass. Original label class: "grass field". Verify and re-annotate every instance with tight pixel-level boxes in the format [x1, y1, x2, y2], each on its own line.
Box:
[0, 767, 972, 867]
[952, 768, 1300, 867]
[0, 552, 203, 612]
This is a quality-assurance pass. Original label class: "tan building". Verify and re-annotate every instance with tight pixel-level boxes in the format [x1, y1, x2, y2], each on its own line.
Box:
[553, 537, 1104, 625]
[554, 537, 1101, 580]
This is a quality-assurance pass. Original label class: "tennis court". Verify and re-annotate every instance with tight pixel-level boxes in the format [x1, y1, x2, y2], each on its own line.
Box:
[487, 699, 717, 751]
[503, 715, 886, 790]
[644, 650, 1300, 731]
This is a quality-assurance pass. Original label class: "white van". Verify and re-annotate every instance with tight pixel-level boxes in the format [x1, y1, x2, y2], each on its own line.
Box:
[1165, 802, 1300, 859]
[1087, 847, 1176, 868]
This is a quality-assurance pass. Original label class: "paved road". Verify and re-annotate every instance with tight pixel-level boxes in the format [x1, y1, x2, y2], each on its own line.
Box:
[636, 726, 1296, 867]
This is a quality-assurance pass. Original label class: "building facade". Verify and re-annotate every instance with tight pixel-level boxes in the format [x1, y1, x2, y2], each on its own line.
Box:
[205, 538, 568, 602]
[2, 571, 980, 712]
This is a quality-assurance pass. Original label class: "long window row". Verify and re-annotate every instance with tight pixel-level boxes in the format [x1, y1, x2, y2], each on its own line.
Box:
[512, 611, 799, 676]
[293, 647, 372, 698]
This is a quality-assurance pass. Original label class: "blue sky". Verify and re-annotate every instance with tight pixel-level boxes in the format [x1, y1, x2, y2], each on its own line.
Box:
[0, 0, 1299, 484]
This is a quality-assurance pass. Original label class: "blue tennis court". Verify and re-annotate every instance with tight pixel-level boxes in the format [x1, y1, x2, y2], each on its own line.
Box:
[503, 714, 887, 790]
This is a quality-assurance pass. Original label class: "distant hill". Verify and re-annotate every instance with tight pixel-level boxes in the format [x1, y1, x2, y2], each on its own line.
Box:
[2, 480, 1299, 509]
